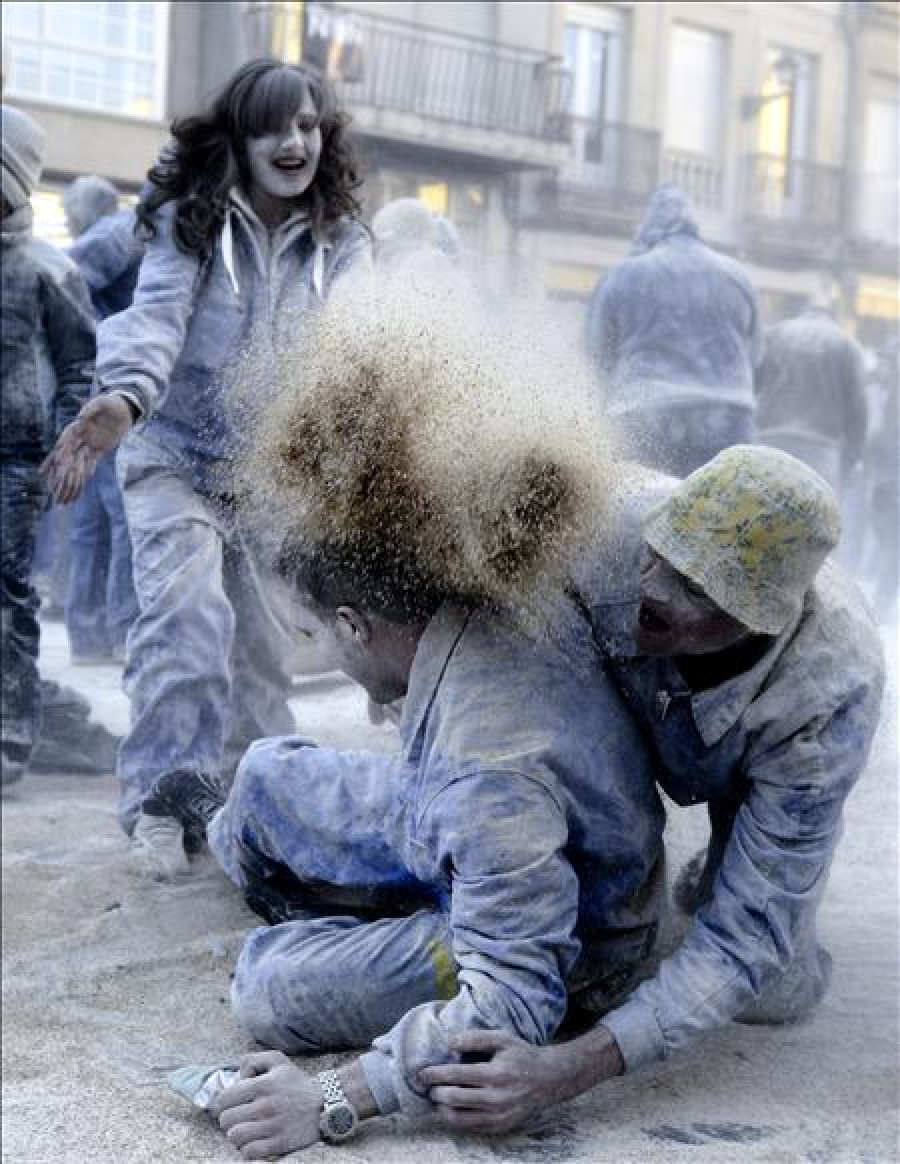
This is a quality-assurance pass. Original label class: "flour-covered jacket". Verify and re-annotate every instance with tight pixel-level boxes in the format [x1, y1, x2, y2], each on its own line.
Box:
[585, 198, 763, 417]
[295, 601, 661, 1116]
[1, 205, 95, 459]
[94, 189, 370, 480]
[577, 486, 885, 1070]
[354, 603, 665, 1114]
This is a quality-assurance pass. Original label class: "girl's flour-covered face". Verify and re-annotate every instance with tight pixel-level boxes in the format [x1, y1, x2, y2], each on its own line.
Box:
[244, 88, 322, 204]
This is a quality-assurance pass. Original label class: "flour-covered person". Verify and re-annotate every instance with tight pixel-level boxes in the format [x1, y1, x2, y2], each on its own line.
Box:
[43, 60, 371, 870]
[585, 186, 763, 477]
[1, 105, 95, 789]
[420, 447, 885, 1132]
[147, 285, 668, 1157]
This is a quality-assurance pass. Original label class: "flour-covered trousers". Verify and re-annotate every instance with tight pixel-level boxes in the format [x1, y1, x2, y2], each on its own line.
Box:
[116, 433, 295, 832]
[1, 462, 45, 784]
[208, 739, 452, 1052]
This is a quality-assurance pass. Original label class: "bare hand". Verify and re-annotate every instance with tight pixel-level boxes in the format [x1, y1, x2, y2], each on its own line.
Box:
[41, 394, 134, 504]
[209, 1050, 322, 1159]
[418, 1027, 622, 1134]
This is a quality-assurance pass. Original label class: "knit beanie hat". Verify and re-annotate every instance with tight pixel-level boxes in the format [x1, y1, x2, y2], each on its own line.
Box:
[642, 445, 841, 635]
[1, 104, 46, 210]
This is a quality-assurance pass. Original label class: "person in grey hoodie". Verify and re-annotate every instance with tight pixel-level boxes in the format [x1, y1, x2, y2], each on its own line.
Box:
[1, 104, 95, 787]
[753, 303, 868, 495]
[586, 186, 764, 477]
[44, 60, 371, 859]
[62, 174, 143, 664]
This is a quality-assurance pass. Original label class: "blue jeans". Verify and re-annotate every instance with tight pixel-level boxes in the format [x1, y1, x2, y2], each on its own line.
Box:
[1, 462, 46, 781]
[116, 432, 295, 832]
[208, 741, 453, 1053]
[65, 451, 137, 656]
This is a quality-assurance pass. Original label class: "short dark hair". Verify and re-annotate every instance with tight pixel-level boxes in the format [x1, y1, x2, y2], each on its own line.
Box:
[277, 536, 451, 625]
[137, 58, 362, 257]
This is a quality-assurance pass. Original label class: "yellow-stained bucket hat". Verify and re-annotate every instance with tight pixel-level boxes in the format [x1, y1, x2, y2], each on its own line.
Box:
[642, 445, 841, 635]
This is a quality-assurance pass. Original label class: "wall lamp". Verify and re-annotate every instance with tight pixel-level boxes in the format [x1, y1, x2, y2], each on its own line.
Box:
[740, 51, 797, 120]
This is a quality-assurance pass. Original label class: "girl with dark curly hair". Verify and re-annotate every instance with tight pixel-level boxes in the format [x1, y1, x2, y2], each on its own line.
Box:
[44, 59, 371, 866]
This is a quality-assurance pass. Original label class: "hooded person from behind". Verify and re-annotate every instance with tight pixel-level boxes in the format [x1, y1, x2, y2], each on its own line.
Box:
[63, 175, 119, 240]
[586, 185, 764, 478]
[753, 303, 867, 495]
[64, 176, 145, 321]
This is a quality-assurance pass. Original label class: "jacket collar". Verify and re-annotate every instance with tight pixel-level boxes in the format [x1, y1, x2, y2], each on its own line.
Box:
[400, 602, 472, 757]
[221, 186, 331, 297]
[687, 610, 801, 746]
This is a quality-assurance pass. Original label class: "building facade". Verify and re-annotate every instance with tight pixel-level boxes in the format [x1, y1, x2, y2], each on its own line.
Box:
[3, 0, 897, 342]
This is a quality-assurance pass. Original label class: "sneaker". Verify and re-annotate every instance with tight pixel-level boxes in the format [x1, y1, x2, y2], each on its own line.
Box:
[31, 723, 121, 775]
[142, 769, 227, 836]
[131, 811, 189, 879]
[1, 759, 26, 789]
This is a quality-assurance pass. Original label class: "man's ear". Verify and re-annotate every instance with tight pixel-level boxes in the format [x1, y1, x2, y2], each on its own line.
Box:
[335, 605, 373, 646]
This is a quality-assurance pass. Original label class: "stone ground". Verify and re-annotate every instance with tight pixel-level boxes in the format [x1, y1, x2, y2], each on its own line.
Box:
[2, 618, 898, 1164]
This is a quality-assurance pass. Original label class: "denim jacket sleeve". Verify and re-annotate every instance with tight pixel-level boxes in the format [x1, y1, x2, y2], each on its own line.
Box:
[95, 201, 201, 418]
[602, 676, 883, 1071]
[38, 255, 96, 437]
[359, 770, 580, 1117]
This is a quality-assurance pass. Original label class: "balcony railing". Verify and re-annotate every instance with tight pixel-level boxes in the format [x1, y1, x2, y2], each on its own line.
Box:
[740, 154, 843, 261]
[246, 3, 571, 142]
[511, 120, 660, 233]
[663, 149, 724, 210]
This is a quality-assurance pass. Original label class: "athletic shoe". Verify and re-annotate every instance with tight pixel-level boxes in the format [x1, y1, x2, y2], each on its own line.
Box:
[142, 769, 227, 836]
[131, 811, 189, 879]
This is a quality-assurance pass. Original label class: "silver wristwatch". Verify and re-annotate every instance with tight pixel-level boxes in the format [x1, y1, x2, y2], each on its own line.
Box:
[317, 1069, 359, 1144]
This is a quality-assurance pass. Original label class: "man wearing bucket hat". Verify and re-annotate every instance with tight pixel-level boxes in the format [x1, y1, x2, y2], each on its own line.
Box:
[420, 446, 885, 1131]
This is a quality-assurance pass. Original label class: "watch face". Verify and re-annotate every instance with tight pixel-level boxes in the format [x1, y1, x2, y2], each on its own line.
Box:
[321, 1102, 358, 1142]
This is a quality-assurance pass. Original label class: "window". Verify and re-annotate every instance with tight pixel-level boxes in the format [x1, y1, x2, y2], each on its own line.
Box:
[3, 1, 168, 119]
[564, 4, 626, 180]
[757, 48, 816, 164]
[564, 5, 625, 125]
[754, 47, 817, 212]
[861, 79, 899, 243]
[666, 24, 725, 157]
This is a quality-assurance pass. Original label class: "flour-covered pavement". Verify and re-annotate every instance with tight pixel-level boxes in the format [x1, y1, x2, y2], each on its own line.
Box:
[2, 619, 897, 1164]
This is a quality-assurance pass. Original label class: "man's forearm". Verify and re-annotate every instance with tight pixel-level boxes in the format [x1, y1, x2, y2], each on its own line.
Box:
[547, 1023, 625, 1103]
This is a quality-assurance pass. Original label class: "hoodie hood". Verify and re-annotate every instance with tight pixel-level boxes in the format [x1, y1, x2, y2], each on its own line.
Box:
[632, 185, 699, 253]
[63, 175, 119, 238]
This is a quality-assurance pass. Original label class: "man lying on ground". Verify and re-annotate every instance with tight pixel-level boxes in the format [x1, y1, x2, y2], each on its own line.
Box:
[420, 446, 885, 1132]
[147, 536, 666, 1157]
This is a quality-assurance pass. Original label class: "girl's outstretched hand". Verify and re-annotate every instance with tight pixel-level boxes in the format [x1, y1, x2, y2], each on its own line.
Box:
[42, 394, 134, 504]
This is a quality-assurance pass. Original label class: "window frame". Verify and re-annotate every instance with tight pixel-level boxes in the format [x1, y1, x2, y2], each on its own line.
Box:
[3, 1, 169, 122]
[665, 21, 728, 159]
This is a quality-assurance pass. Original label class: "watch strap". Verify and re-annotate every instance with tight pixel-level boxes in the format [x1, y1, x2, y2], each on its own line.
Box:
[317, 1069, 348, 1108]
